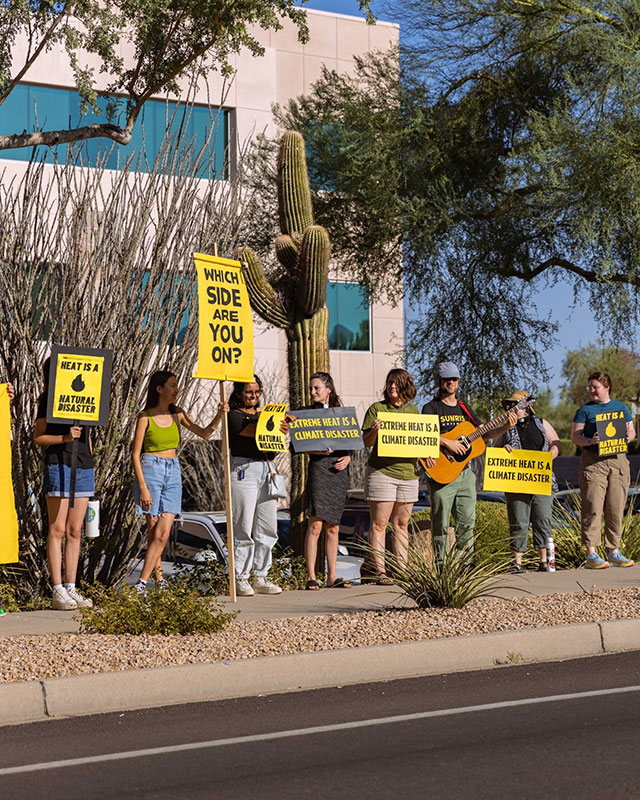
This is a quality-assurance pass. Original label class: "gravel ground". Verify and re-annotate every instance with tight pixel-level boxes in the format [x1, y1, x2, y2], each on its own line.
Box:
[2, 587, 639, 684]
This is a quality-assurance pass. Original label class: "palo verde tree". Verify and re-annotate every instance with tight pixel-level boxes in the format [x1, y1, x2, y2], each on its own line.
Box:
[275, 0, 640, 400]
[0, 0, 371, 152]
[237, 131, 330, 553]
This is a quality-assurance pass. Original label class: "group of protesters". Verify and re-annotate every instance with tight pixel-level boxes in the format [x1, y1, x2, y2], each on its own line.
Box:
[3, 358, 634, 614]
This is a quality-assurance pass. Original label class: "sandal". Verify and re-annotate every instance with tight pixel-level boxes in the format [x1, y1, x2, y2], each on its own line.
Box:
[305, 580, 320, 590]
[326, 577, 352, 589]
[375, 573, 393, 586]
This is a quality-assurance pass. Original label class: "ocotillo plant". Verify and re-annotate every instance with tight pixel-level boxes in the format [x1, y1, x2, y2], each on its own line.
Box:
[237, 130, 330, 554]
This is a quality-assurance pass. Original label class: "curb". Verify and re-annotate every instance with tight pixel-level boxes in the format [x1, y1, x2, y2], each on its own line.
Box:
[1, 619, 639, 727]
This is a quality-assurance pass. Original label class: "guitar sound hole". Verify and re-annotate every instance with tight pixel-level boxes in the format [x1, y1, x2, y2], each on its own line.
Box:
[453, 442, 471, 462]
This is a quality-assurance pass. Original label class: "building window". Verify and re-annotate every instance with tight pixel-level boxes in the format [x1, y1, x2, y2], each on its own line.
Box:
[0, 84, 228, 179]
[327, 281, 370, 351]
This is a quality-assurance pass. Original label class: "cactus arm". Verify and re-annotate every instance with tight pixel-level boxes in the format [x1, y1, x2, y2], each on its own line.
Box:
[236, 246, 292, 329]
[296, 225, 330, 315]
[275, 234, 299, 273]
[277, 131, 314, 236]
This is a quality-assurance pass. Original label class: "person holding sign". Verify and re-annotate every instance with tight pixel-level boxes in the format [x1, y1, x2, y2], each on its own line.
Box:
[422, 362, 516, 566]
[495, 390, 560, 573]
[362, 368, 420, 584]
[132, 371, 227, 592]
[227, 377, 287, 597]
[571, 372, 635, 569]
[303, 372, 352, 590]
[34, 359, 94, 611]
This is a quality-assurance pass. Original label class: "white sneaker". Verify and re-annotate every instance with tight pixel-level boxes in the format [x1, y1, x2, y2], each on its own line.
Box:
[52, 587, 77, 611]
[65, 587, 93, 608]
[236, 579, 254, 597]
[253, 576, 282, 595]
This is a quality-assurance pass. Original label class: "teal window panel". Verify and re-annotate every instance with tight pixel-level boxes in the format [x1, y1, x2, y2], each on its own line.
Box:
[327, 281, 370, 351]
[0, 84, 228, 179]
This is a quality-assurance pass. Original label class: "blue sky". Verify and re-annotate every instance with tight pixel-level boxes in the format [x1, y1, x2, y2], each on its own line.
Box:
[302, 0, 603, 396]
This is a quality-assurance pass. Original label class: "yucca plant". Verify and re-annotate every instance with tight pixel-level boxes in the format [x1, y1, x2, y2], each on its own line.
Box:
[362, 531, 513, 609]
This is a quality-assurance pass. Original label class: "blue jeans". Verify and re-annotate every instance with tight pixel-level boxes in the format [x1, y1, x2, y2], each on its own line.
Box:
[230, 457, 278, 579]
[133, 455, 182, 517]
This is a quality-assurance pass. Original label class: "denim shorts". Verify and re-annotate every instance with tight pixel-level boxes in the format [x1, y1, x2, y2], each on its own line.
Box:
[133, 454, 182, 517]
[45, 464, 95, 498]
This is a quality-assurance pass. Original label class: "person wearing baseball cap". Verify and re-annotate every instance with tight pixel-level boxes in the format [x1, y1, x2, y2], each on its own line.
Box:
[494, 390, 560, 572]
[422, 362, 516, 565]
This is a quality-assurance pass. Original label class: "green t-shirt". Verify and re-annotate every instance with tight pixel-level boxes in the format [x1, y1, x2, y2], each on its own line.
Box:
[362, 400, 420, 480]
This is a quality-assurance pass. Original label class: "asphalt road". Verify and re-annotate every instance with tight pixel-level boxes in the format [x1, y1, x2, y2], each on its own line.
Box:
[2, 651, 640, 799]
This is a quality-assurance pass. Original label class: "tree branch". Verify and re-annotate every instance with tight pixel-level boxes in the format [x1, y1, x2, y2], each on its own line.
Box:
[0, 123, 132, 150]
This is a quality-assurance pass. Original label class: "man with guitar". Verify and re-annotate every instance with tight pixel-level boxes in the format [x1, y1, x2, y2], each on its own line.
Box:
[421, 362, 518, 565]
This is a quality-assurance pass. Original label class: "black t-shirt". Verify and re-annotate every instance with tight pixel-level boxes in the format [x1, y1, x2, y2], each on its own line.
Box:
[517, 416, 545, 451]
[421, 397, 480, 434]
[36, 395, 93, 469]
[227, 409, 275, 461]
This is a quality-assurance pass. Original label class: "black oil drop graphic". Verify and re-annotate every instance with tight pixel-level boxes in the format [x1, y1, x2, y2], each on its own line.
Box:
[266, 415, 275, 431]
[72, 374, 85, 392]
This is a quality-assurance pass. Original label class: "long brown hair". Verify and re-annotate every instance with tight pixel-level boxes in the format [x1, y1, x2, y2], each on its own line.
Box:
[310, 371, 341, 408]
[382, 368, 416, 405]
[144, 370, 178, 413]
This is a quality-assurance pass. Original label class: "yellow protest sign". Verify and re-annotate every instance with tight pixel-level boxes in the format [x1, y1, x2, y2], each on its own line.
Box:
[377, 413, 440, 458]
[483, 447, 553, 495]
[256, 404, 288, 452]
[596, 410, 627, 456]
[47, 346, 113, 426]
[193, 252, 254, 382]
[0, 385, 18, 564]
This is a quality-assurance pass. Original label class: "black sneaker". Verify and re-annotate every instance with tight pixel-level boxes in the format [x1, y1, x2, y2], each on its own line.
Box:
[538, 562, 548, 572]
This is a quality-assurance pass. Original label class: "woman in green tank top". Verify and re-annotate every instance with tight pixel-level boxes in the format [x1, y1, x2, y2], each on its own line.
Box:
[132, 370, 227, 591]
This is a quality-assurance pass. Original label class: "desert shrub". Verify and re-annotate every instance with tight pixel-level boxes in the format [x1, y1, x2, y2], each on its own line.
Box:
[381, 538, 512, 609]
[268, 547, 318, 589]
[0, 578, 51, 611]
[77, 583, 236, 635]
[170, 550, 229, 596]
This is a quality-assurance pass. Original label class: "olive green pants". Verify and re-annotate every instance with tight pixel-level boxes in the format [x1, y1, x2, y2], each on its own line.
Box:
[428, 467, 476, 563]
[579, 451, 630, 549]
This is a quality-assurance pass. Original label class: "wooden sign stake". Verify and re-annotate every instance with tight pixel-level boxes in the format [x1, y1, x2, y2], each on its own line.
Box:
[220, 380, 237, 603]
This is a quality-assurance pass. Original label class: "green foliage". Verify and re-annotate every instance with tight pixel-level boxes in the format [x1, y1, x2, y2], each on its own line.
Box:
[1, 1, 317, 148]
[0, 574, 51, 611]
[77, 583, 236, 635]
[383, 538, 511, 609]
[557, 439, 577, 457]
[268, 547, 320, 590]
[170, 551, 229, 596]
[275, 2, 640, 392]
[561, 342, 640, 406]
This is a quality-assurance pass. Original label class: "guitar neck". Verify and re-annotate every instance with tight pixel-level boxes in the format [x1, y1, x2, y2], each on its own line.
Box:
[467, 410, 510, 442]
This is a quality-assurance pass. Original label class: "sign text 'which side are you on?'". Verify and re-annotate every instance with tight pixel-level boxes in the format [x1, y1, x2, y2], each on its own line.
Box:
[194, 253, 254, 383]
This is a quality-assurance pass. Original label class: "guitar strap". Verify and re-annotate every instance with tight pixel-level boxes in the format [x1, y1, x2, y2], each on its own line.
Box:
[457, 400, 480, 428]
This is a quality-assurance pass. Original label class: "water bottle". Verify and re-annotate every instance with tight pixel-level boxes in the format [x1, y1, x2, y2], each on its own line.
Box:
[86, 498, 100, 538]
[545, 535, 556, 572]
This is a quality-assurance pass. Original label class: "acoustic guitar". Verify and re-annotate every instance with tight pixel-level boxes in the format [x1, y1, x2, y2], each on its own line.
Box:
[419, 395, 536, 485]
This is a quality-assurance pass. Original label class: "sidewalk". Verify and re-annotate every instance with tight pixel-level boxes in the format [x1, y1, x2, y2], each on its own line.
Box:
[0, 566, 639, 726]
[1, 565, 639, 634]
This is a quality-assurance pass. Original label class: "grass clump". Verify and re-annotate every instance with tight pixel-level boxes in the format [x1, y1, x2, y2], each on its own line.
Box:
[371, 535, 512, 609]
[0, 582, 51, 612]
[77, 582, 236, 635]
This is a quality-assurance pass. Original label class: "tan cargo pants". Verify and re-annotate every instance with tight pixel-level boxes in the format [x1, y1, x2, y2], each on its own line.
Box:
[579, 450, 630, 549]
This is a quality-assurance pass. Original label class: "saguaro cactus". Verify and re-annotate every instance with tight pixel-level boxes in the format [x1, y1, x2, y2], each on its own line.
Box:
[237, 130, 330, 555]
